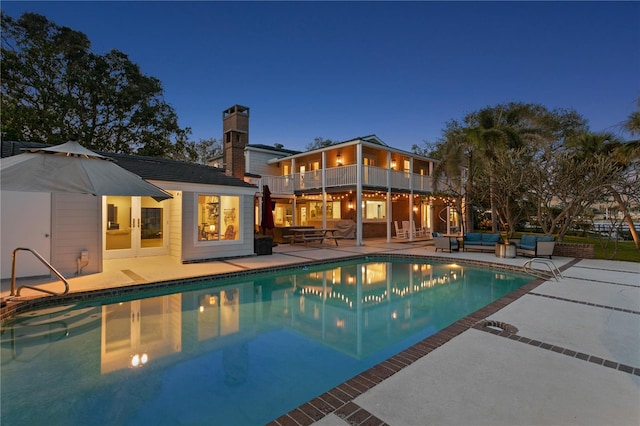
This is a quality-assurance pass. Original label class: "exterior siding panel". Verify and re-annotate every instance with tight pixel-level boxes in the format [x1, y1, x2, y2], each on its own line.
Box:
[51, 193, 101, 277]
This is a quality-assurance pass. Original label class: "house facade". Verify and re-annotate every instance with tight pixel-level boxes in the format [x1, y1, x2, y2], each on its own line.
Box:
[213, 106, 463, 245]
[1, 141, 257, 280]
[252, 135, 463, 245]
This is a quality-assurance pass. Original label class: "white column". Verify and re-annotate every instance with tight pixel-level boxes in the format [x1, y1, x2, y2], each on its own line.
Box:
[321, 151, 327, 229]
[291, 159, 297, 225]
[387, 151, 392, 243]
[409, 157, 414, 242]
[356, 143, 363, 246]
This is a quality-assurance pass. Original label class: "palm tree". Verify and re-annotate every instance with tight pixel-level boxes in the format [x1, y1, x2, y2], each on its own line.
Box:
[464, 106, 528, 232]
[623, 98, 640, 136]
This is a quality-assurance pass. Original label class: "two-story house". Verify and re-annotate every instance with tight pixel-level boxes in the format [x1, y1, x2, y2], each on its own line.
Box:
[217, 105, 463, 245]
[259, 135, 462, 245]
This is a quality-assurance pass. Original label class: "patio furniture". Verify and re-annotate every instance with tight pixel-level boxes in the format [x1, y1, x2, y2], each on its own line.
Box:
[495, 242, 516, 258]
[434, 235, 459, 252]
[272, 226, 314, 243]
[285, 228, 343, 247]
[512, 235, 556, 258]
[403, 220, 426, 238]
[463, 233, 502, 253]
[394, 221, 408, 238]
[334, 220, 356, 239]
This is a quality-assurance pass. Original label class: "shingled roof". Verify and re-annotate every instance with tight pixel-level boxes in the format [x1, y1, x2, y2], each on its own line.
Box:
[2, 141, 256, 188]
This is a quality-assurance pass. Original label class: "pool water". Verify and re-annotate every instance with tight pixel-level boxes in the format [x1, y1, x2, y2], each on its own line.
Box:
[1, 258, 531, 425]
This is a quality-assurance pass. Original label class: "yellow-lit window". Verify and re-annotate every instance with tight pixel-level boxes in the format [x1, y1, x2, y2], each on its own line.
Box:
[362, 200, 386, 220]
[197, 195, 239, 241]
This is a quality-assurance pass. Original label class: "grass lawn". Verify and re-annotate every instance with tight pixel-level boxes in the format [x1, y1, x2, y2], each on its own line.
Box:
[560, 235, 639, 263]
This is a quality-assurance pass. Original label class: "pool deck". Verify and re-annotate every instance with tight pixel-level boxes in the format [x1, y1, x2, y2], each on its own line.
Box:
[2, 238, 639, 425]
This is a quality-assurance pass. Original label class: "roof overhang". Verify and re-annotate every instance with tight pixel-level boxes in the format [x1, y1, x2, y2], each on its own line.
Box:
[267, 135, 440, 164]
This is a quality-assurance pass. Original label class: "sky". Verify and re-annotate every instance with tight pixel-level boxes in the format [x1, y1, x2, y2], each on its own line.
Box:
[3, 1, 639, 152]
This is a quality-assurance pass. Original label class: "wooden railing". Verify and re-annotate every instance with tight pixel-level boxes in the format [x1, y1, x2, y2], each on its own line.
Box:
[261, 164, 433, 194]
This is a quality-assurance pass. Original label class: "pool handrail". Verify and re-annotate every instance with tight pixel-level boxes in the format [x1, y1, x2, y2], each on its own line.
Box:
[522, 258, 563, 282]
[10, 247, 70, 297]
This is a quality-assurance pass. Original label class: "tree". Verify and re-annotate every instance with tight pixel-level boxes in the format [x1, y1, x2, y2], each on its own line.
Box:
[483, 148, 535, 237]
[623, 97, 640, 136]
[180, 138, 222, 165]
[306, 137, 335, 151]
[1, 12, 190, 158]
[431, 120, 473, 232]
[566, 132, 640, 249]
[530, 146, 622, 240]
[427, 103, 589, 236]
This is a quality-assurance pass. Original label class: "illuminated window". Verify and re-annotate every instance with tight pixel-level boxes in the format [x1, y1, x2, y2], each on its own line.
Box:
[362, 200, 386, 220]
[197, 195, 239, 241]
[309, 201, 341, 219]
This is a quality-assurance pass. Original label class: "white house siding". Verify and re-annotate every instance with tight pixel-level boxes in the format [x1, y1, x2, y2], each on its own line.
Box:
[167, 190, 183, 259]
[180, 191, 255, 262]
[245, 149, 283, 177]
[50, 193, 101, 277]
[0, 191, 52, 279]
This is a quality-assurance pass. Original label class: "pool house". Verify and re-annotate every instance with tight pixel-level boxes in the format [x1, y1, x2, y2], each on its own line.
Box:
[1, 141, 258, 281]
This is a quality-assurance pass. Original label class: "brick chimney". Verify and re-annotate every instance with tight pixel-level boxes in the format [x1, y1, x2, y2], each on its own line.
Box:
[222, 105, 249, 179]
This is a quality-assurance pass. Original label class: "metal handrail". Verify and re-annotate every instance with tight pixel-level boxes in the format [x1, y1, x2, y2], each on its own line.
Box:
[10, 248, 70, 297]
[523, 258, 563, 282]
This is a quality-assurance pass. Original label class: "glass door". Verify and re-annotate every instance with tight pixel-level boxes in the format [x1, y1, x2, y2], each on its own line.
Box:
[104, 196, 168, 259]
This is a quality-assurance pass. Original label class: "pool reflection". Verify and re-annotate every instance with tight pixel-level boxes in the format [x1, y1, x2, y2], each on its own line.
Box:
[1, 259, 529, 426]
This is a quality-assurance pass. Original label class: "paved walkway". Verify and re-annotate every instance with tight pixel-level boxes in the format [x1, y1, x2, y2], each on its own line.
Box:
[2, 239, 639, 425]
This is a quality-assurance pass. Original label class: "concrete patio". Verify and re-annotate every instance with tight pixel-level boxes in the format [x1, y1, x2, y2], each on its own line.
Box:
[1, 238, 639, 425]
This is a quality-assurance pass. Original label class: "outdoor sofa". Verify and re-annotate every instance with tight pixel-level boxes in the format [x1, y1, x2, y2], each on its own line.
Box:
[462, 232, 502, 252]
[511, 235, 556, 258]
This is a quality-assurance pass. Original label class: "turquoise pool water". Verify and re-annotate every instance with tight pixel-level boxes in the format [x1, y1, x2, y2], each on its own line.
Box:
[1, 258, 531, 425]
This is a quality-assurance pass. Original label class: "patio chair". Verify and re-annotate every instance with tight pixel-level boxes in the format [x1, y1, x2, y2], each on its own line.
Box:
[394, 221, 408, 238]
[412, 222, 426, 237]
[433, 236, 459, 252]
[402, 220, 425, 238]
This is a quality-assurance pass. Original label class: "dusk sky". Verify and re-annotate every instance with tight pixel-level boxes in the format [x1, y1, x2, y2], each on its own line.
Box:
[3, 1, 639, 152]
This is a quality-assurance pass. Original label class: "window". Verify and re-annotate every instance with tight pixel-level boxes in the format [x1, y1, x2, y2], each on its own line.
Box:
[308, 201, 341, 219]
[197, 195, 240, 241]
[362, 200, 386, 220]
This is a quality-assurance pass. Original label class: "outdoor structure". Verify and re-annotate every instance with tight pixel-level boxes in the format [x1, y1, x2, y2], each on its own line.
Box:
[257, 135, 463, 246]
[1, 141, 257, 280]
[212, 105, 464, 245]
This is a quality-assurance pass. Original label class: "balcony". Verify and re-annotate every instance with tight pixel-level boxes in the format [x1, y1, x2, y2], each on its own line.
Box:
[260, 165, 433, 195]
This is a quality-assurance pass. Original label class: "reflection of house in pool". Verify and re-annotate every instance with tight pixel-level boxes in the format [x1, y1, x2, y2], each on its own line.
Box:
[185, 260, 491, 359]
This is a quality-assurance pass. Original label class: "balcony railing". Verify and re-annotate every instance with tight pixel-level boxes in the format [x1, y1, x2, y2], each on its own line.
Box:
[261, 165, 433, 195]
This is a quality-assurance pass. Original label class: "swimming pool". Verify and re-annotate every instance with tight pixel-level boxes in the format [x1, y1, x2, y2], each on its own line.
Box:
[1, 257, 531, 425]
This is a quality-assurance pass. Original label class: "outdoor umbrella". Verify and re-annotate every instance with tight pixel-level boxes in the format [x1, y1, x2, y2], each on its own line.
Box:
[261, 185, 275, 235]
[0, 141, 172, 200]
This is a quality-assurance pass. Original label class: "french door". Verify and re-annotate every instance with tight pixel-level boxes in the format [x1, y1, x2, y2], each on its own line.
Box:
[104, 196, 168, 259]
